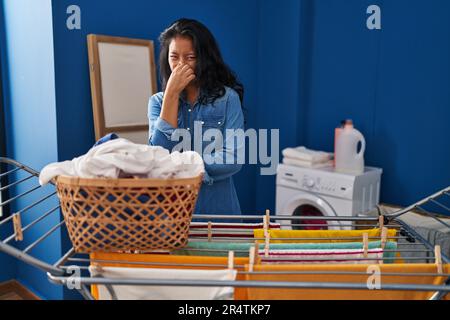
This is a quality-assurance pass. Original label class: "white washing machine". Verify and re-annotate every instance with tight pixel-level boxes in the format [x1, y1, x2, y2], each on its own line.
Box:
[276, 164, 382, 230]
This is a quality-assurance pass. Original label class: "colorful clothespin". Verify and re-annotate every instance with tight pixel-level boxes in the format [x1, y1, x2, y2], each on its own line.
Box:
[249, 246, 256, 272]
[228, 251, 234, 271]
[435, 245, 443, 274]
[207, 221, 212, 242]
[363, 233, 369, 258]
[13, 213, 23, 242]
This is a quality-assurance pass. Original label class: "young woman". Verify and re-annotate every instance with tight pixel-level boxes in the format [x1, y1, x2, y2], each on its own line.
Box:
[148, 19, 245, 215]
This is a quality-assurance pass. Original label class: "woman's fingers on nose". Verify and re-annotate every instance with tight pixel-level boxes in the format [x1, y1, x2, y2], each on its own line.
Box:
[181, 64, 191, 72]
[184, 66, 196, 75]
[176, 62, 185, 70]
[172, 64, 181, 73]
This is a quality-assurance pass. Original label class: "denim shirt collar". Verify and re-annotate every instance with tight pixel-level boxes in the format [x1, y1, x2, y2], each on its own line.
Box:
[179, 88, 206, 107]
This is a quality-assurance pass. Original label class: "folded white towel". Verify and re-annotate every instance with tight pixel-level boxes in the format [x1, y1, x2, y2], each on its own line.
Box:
[283, 158, 333, 169]
[39, 138, 204, 185]
[282, 146, 332, 163]
[89, 266, 237, 300]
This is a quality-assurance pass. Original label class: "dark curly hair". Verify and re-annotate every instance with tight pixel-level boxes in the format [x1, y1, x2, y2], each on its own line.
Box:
[158, 18, 244, 106]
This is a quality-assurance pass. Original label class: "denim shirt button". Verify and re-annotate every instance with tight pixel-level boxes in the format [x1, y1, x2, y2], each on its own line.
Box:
[188, 109, 191, 112]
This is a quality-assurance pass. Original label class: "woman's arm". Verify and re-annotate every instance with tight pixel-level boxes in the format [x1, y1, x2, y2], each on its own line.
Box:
[148, 94, 179, 150]
[161, 64, 195, 128]
[202, 90, 245, 185]
[148, 63, 195, 149]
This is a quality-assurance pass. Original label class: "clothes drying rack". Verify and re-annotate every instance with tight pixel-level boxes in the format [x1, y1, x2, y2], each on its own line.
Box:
[0, 157, 449, 300]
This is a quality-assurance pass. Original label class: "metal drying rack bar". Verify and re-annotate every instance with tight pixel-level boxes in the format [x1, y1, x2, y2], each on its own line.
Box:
[1, 157, 449, 300]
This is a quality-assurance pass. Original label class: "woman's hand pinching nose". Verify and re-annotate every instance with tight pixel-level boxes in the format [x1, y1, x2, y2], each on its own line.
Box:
[166, 63, 196, 95]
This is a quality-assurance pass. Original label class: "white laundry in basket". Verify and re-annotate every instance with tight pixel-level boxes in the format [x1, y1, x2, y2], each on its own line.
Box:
[89, 266, 237, 300]
[39, 138, 204, 185]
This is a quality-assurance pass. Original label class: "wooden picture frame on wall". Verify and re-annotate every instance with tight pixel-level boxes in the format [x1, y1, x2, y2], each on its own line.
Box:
[87, 34, 158, 144]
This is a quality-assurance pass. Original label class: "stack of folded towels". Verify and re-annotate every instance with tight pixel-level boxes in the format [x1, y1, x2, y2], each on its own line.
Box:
[282, 146, 333, 168]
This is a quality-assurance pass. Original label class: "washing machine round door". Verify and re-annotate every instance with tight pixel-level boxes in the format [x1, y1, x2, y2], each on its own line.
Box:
[281, 193, 340, 230]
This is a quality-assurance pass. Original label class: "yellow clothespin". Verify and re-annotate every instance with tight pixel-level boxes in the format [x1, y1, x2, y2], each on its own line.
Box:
[13, 213, 23, 242]
[207, 221, 212, 242]
[228, 251, 234, 271]
[435, 245, 443, 274]
[363, 233, 369, 258]
[249, 246, 255, 272]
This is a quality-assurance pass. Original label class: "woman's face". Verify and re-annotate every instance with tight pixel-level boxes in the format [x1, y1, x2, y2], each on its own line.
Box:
[168, 36, 197, 73]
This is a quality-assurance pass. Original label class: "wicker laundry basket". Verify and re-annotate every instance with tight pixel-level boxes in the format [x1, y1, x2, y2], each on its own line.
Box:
[55, 175, 203, 253]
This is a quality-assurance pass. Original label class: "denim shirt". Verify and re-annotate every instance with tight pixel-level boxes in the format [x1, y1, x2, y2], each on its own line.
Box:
[148, 86, 244, 215]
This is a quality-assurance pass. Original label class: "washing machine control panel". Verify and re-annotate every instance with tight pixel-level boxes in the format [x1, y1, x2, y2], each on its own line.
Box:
[302, 174, 353, 198]
[279, 168, 354, 199]
[303, 177, 316, 188]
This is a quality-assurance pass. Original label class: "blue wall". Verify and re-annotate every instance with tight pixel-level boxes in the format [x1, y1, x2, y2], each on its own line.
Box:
[1, 0, 449, 299]
[50, 0, 260, 214]
[299, 0, 450, 207]
[255, 0, 450, 212]
[0, 0, 16, 284]
[1, 0, 63, 299]
[50, 0, 260, 299]
[254, 0, 302, 212]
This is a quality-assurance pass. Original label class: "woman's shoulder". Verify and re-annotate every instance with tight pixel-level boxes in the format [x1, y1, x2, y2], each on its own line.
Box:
[212, 86, 239, 104]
